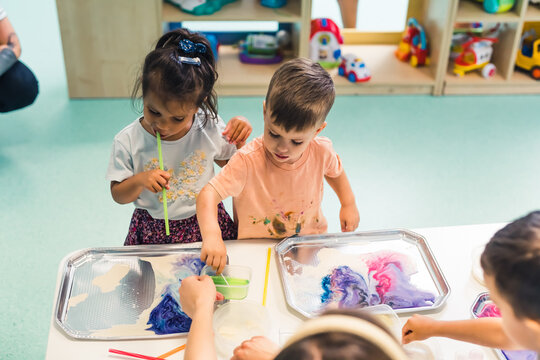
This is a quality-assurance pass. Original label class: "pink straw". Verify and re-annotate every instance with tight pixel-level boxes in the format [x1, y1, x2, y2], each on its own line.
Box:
[109, 348, 164, 360]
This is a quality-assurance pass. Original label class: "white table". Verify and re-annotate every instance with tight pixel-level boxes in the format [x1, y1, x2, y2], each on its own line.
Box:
[46, 223, 506, 360]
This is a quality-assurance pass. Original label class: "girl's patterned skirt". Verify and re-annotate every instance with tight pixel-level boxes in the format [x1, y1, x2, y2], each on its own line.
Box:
[124, 202, 237, 245]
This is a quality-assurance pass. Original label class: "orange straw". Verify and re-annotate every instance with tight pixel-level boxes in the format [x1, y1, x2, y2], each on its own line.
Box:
[262, 247, 271, 306]
[157, 344, 186, 358]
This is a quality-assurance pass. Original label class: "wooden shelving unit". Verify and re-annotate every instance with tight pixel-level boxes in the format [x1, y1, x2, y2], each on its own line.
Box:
[441, 0, 540, 94]
[56, 0, 540, 97]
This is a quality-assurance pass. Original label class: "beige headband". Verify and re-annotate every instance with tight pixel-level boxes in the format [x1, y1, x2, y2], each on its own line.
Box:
[283, 315, 409, 360]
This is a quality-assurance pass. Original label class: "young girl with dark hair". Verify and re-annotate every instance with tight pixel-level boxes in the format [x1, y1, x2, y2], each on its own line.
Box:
[107, 28, 251, 245]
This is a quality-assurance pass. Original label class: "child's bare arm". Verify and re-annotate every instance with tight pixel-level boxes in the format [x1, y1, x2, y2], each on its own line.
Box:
[179, 275, 224, 360]
[402, 315, 521, 350]
[325, 171, 359, 232]
[197, 185, 227, 273]
[110, 169, 170, 204]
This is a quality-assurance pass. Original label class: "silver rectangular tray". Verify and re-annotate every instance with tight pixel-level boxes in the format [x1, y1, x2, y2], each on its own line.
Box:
[275, 230, 450, 318]
[471, 292, 538, 360]
[55, 243, 205, 340]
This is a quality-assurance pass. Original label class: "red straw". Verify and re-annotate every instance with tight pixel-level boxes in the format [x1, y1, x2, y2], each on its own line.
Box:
[109, 348, 164, 360]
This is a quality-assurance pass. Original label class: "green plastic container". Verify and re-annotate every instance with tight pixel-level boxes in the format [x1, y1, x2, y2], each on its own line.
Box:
[201, 265, 252, 300]
[211, 276, 250, 300]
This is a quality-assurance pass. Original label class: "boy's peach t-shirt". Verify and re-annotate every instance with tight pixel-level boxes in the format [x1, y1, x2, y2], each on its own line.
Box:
[209, 136, 343, 239]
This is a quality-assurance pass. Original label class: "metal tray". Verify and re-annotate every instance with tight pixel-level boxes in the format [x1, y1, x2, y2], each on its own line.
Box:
[55, 243, 205, 340]
[471, 292, 538, 360]
[275, 230, 450, 318]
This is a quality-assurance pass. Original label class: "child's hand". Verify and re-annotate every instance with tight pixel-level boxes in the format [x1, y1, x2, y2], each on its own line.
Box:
[402, 314, 438, 344]
[139, 169, 170, 193]
[223, 116, 252, 148]
[231, 336, 280, 360]
[178, 275, 224, 318]
[200, 237, 227, 274]
[340, 203, 359, 232]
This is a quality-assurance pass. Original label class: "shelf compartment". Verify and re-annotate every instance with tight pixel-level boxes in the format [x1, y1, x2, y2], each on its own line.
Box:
[162, 0, 302, 22]
[215, 45, 292, 95]
[215, 45, 435, 96]
[328, 45, 435, 95]
[525, 4, 540, 21]
[455, 0, 521, 22]
[447, 22, 519, 81]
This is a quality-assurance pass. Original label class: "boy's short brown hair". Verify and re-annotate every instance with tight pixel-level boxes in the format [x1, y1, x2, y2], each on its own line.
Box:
[265, 58, 335, 132]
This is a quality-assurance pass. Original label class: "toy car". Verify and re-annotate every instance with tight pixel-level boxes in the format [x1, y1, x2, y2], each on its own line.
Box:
[453, 37, 498, 78]
[238, 33, 285, 64]
[515, 29, 540, 80]
[474, 0, 515, 13]
[395, 18, 430, 67]
[338, 54, 371, 82]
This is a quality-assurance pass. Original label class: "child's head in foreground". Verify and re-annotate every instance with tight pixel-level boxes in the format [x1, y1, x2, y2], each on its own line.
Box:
[276, 309, 407, 360]
[263, 57, 335, 164]
[132, 28, 218, 140]
[481, 210, 540, 351]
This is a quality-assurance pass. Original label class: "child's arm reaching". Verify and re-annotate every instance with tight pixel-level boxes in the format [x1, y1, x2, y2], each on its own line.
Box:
[179, 275, 224, 360]
[402, 314, 522, 350]
[197, 184, 228, 273]
[325, 171, 360, 232]
[110, 169, 171, 204]
[222, 116, 252, 149]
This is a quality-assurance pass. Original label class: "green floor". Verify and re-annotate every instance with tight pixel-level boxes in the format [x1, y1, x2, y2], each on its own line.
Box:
[1, 0, 539, 358]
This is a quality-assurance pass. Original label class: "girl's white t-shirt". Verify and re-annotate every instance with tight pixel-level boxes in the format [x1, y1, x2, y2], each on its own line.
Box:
[106, 110, 236, 220]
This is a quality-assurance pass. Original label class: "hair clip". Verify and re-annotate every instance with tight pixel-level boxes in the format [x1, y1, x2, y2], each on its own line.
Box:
[171, 55, 201, 66]
[179, 39, 207, 54]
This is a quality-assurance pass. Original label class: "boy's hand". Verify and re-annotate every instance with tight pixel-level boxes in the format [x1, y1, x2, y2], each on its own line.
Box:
[402, 314, 438, 344]
[231, 336, 280, 360]
[138, 169, 170, 193]
[340, 203, 359, 232]
[200, 237, 227, 274]
[223, 116, 252, 148]
[178, 275, 224, 318]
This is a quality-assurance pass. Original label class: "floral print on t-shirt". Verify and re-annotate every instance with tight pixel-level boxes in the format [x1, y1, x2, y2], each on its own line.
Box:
[144, 150, 208, 205]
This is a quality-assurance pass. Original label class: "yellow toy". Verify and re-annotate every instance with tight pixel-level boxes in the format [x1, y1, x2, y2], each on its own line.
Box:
[453, 37, 498, 78]
[516, 29, 540, 80]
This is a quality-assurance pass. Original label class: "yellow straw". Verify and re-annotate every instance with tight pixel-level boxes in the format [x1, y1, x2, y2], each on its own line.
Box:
[262, 247, 271, 307]
[158, 344, 185, 358]
[156, 132, 170, 236]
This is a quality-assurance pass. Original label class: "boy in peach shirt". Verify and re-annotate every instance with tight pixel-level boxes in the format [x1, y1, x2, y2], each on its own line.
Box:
[197, 58, 360, 272]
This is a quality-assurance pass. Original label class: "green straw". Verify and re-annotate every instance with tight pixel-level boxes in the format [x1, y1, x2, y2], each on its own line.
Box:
[156, 132, 170, 236]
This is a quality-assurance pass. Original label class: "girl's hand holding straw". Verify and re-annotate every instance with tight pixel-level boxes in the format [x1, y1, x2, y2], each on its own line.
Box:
[137, 169, 170, 193]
